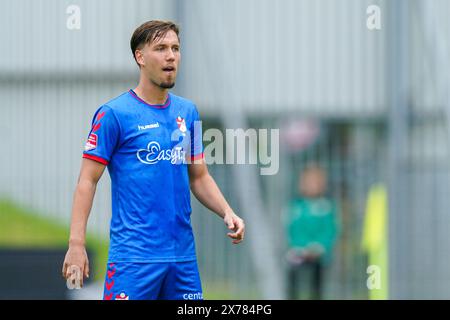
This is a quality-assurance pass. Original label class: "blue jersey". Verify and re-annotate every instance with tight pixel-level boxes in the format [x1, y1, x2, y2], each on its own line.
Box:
[82, 89, 204, 263]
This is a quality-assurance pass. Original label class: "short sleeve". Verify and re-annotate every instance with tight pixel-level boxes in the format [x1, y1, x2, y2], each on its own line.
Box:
[190, 106, 204, 161]
[82, 106, 120, 165]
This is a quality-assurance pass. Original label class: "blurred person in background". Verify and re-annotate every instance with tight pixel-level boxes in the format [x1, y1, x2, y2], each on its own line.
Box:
[283, 163, 339, 300]
[61, 20, 245, 300]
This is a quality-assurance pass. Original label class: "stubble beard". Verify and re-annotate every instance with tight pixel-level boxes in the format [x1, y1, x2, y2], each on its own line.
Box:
[149, 73, 176, 89]
[150, 77, 175, 89]
[159, 81, 175, 89]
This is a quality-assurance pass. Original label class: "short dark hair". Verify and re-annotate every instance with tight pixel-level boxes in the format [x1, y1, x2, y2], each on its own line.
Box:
[130, 20, 180, 67]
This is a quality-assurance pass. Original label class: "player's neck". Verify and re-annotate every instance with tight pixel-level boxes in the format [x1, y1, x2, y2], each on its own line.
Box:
[134, 76, 169, 105]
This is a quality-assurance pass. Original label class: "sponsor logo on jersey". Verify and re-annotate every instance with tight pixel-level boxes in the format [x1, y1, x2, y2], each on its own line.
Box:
[137, 141, 185, 165]
[84, 133, 97, 151]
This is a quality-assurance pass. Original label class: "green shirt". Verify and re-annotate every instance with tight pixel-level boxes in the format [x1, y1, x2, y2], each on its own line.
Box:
[284, 197, 339, 263]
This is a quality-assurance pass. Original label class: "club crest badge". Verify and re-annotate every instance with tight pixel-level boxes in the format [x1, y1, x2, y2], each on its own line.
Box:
[176, 116, 187, 133]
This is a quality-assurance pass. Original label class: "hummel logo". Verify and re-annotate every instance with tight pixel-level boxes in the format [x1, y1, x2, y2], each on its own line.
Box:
[138, 122, 159, 130]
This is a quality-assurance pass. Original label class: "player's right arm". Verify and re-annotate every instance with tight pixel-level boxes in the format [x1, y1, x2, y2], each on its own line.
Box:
[62, 158, 106, 285]
[62, 105, 119, 285]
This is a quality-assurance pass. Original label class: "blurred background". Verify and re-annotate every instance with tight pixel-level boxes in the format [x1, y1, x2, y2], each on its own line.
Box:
[1, 0, 450, 299]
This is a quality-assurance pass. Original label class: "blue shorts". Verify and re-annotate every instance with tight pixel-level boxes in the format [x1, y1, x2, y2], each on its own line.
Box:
[102, 261, 203, 300]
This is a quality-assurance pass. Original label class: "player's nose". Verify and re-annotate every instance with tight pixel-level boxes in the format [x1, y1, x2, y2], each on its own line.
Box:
[166, 52, 174, 60]
[166, 49, 177, 61]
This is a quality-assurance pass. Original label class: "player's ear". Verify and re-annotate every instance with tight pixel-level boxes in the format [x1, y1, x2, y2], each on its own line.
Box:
[135, 49, 145, 67]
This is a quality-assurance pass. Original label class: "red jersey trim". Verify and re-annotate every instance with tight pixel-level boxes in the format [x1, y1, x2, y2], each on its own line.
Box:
[191, 153, 204, 161]
[83, 154, 109, 165]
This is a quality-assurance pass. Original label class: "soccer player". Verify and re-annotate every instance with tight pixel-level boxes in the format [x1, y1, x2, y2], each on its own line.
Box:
[61, 20, 245, 300]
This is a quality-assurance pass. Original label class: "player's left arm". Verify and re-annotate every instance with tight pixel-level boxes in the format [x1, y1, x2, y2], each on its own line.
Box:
[188, 160, 245, 244]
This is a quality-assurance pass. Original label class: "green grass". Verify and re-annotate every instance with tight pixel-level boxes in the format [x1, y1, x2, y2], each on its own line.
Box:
[0, 198, 109, 282]
[202, 281, 260, 299]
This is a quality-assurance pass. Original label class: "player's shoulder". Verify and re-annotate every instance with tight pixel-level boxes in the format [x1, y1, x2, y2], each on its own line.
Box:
[93, 91, 138, 123]
[100, 91, 132, 111]
[169, 93, 198, 112]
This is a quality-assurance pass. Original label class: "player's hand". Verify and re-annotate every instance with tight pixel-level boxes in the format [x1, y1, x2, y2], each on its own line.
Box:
[301, 250, 321, 262]
[223, 211, 245, 244]
[306, 243, 325, 257]
[62, 242, 90, 287]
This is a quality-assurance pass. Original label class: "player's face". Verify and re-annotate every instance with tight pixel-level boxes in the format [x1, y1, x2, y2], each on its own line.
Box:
[140, 30, 180, 89]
